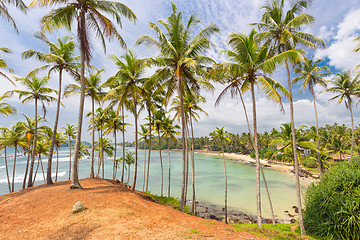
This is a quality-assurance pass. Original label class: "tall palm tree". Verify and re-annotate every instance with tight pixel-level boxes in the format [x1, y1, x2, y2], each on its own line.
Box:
[31, 0, 137, 189]
[105, 50, 146, 191]
[7, 76, 56, 188]
[64, 69, 105, 178]
[62, 123, 77, 180]
[104, 109, 123, 180]
[253, 1, 324, 234]
[154, 109, 165, 196]
[325, 71, 360, 161]
[210, 126, 230, 224]
[137, 2, 219, 210]
[293, 57, 330, 175]
[223, 29, 302, 227]
[0, 93, 16, 116]
[22, 33, 79, 185]
[162, 116, 180, 198]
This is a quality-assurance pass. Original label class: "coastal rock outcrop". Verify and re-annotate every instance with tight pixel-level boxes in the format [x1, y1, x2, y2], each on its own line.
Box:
[71, 201, 87, 213]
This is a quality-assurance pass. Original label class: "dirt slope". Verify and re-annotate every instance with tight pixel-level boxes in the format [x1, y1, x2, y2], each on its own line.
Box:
[0, 178, 265, 239]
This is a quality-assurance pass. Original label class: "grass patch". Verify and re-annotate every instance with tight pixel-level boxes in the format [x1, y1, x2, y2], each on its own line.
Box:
[179, 229, 203, 239]
[146, 192, 194, 215]
[230, 223, 314, 240]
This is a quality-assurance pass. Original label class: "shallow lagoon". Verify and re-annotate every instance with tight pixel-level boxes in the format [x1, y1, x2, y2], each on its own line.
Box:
[0, 147, 309, 220]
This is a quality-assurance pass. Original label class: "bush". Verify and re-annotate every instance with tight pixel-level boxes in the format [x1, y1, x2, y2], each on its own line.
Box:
[303, 160, 360, 239]
[302, 156, 318, 168]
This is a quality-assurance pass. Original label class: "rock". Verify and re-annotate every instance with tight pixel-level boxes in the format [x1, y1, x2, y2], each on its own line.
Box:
[72, 201, 87, 214]
[209, 214, 218, 220]
[292, 206, 299, 213]
[290, 218, 296, 224]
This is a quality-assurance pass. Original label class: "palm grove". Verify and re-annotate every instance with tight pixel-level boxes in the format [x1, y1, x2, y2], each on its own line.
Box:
[1, 0, 360, 237]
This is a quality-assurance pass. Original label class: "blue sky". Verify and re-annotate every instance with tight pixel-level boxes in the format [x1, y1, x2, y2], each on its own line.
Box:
[1, 0, 360, 141]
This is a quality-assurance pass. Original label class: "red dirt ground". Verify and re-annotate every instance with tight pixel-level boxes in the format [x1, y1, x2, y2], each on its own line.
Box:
[0, 178, 266, 239]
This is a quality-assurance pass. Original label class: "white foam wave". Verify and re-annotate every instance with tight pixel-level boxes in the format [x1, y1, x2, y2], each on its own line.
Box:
[0, 171, 67, 184]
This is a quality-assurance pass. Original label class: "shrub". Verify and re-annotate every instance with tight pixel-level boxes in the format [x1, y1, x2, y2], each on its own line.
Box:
[302, 156, 318, 168]
[303, 160, 360, 239]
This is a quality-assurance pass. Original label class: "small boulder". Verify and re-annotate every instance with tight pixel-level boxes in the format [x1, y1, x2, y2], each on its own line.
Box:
[72, 201, 87, 214]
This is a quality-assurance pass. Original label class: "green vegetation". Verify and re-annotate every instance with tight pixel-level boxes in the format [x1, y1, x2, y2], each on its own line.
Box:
[231, 223, 312, 240]
[146, 192, 193, 216]
[304, 160, 360, 239]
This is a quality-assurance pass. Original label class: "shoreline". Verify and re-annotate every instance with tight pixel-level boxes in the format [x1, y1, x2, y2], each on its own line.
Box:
[165, 148, 320, 182]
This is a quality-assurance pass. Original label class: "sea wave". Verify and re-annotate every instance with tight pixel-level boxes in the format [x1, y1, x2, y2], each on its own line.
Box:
[0, 171, 66, 184]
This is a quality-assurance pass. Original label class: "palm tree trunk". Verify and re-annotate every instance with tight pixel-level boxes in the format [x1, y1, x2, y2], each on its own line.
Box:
[167, 138, 171, 197]
[46, 69, 63, 185]
[97, 129, 101, 177]
[28, 98, 38, 188]
[90, 98, 96, 178]
[113, 129, 117, 180]
[178, 78, 188, 212]
[146, 109, 152, 192]
[101, 126, 104, 179]
[4, 147, 11, 193]
[184, 119, 189, 204]
[142, 136, 147, 192]
[55, 147, 59, 182]
[285, 61, 305, 236]
[39, 155, 46, 184]
[239, 87, 276, 225]
[12, 144, 17, 192]
[250, 81, 262, 228]
[68, 136, 72, 180]
[349, 103, 355, 161]
[22, 142, 31, 189]
[127, 165, 130, 184]
[312, 89, 323, 175]
[121, 106, 126, 183]
[158, 130, 163, 196]
[33, 155, 40, 184]
[221, 145, 227, 224]
[70, 9, 85, 190]
[190, 114, 196, 214]
[131, 98, 138, 191]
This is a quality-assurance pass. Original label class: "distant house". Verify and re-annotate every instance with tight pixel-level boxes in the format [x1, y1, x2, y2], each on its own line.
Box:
[331, 154, 350, 161]
[203, 145, 209, 151]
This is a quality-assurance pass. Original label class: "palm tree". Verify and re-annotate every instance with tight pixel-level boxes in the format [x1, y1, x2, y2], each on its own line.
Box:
[105, 50, 146, 191]
[64, 69, 105, 179]
[162, 116, 180, 198]
[31, 0, 137, 189]
[292, 57, 330, 175]
[62, 124, 76, 180]
[223, 29, 302, 227]
[210, 126, 230, 224]
[139, 124, 150, 191]
[0, 0, 26, 32]
[154, 109, 165, 196]
[253, 1, 324, 234]
[122, 152, 135, 184]
[325, 71, 360, 161]
[7, 75, 56, 188]
[136, 2, 219, 210]
[0, 128, 12, 193]
[7, 122, 27, 192]
[0, 93, 16, 116]
[104, 109, 123, 180]
[77, 142, 90, 160]
[32, 140, 49, 184]
[22, 33, 79, 185]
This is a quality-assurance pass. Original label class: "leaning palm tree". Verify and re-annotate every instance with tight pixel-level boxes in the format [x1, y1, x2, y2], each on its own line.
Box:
[325, 71, 360, 161]
[22, 33, 79, 185]
[0, 93, 16, 116]
[0, 48, 16, 85]
[293, 57, 330, 175]
[6, 75, 56, 188]
[136, 2, 219, 210]
[253, 1, 324, 234]
[0, 0, 26, 32]
[64, 69, 105, 179]
[223, 29, 302, 227]
[62, 123, 77, 180]
[30, 0, 137, 189]
[104, 50, 146, 191]
[210, 126, 230, 224]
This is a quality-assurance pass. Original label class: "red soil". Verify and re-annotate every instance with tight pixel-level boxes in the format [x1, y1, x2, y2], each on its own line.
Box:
[0, 178, 266, 239]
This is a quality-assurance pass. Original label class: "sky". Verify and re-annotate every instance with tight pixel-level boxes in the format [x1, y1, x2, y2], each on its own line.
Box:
[1, 0, 360, 142]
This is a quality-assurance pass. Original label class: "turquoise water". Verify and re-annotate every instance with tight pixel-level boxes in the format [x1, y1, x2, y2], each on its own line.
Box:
[0, 147, 309, 219]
